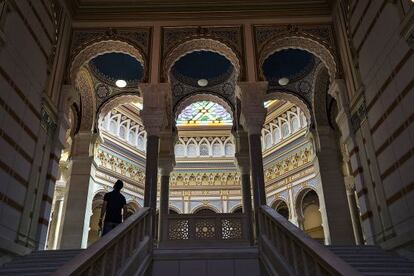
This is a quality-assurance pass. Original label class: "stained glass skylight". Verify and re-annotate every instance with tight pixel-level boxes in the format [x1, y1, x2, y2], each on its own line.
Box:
[177, 101, 232, 126]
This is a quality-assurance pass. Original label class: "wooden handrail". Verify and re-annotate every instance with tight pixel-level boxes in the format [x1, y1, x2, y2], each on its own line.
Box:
[259, 205, 360, 276]
[53, 207, 152, 276]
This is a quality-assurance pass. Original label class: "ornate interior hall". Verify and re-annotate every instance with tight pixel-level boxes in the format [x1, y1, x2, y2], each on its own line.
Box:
[1, 0, 414, 275]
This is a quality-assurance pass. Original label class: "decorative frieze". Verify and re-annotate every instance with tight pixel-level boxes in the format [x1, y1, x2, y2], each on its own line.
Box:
[170, 172, 240, 187]
[264, 146, 313, 183]
[95, 149, 145, 183]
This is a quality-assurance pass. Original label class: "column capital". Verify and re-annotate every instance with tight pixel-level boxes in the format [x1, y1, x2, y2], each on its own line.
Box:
[140, 83, 170, 136]
[238, 82, 268, 135]
[158, 155, 175, 176]
[71, 131, 96, 157]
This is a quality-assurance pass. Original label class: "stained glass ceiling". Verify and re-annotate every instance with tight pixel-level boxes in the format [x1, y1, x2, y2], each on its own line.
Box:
[176, 101, 232, 126]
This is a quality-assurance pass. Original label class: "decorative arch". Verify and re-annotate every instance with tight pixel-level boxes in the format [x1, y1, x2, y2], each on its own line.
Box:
[259, 35, 337, 82]
[264, 92, 312, 125]
[174, 93, 234, 122]
[164, 38, 241, 82]
[75, 68, 96, 132]
[97, 93, 143, 128]
[191, 204, 220, 214]
[312, 64, 331, 127]
[230, 204, 243, 213]
[169, 206, 181, 214]
[70, 40, 145, 84]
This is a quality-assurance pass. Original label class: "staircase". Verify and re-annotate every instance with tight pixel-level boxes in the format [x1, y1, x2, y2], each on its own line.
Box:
[2, 207, 414, 276]
[152, 247, 262, 276]
[0, 249, 83, 276]
[329, 246, 414, 276]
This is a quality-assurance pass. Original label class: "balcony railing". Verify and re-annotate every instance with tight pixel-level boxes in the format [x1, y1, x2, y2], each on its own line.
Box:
[259, 205, 359, 275]
[161, 213, 250, 247]
[53, 207, 152, 276]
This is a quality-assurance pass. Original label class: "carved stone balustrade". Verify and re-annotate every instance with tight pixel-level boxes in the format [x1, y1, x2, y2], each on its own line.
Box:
[161, 213, 250, 247]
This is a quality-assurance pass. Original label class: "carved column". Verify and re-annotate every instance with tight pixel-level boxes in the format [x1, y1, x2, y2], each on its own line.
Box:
[60, 132, 97, 249]
[239, 82, 268, 236]
[140, 83, 169, 236]
[158, 154, 175, 243]
[235, 130, 254, 244]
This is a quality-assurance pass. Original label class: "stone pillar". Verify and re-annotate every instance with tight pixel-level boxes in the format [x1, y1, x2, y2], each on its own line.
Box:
[60, 132, 96, 249]
[315, 126, 355, 245]
[239, 82, 268, 235]
[140, 83, 169, 236]
[235, 130, 254, 244]
[158, 155, 175, 242]
[328, 79, 364, 244]
[345, 177, 364, 245]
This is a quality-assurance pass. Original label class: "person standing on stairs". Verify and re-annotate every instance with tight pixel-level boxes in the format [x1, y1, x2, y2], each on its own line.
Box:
[98, 180, 128, 236]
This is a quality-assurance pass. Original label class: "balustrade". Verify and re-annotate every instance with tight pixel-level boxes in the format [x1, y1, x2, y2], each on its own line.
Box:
[259, 205, 359, 276]
[53, 208, 151, 276]
[162, 213, 250, 247]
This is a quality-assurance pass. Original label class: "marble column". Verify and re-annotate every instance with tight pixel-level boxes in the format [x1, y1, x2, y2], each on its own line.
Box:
[158, 155, 175, 242]
[239, 82, 268, 235]
[60, 132, 96, 249]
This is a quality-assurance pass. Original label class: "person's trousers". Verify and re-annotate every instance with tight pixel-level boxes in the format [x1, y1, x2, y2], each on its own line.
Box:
[102, 221, 120, 236]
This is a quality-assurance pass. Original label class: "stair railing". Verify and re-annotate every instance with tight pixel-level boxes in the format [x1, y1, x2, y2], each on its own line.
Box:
[53, 207, 152, 276]
[259, 205, 360, 276]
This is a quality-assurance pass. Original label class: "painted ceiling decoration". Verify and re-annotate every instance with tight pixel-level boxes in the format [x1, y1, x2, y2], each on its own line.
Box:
[89, 52, 144, 87]
[176, 101, 232, 126]
[171, 51, 233, 87]
[262, 49, 314, 84]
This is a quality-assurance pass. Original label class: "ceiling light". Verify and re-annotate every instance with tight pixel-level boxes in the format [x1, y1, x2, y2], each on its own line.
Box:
[115, 79, 127, 88]
[278, 78, 289, 86]
[198, 79, 208, 87]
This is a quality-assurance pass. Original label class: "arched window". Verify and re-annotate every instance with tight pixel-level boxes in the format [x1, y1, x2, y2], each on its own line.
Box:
[281, 122, 290, 138]
[137, 134, 145, 150]
[175, 144, 185, 157]
[212, 142, 222, 156]
[273, 127, 281, 144]
[225, 143, 234, 156]
[109, 119, 117, 134]
[119, 125, 127, 139]
[264, 133, 272, 149]
[301, 113, 308, 127]
[187, 143, 197, 157]
[128, 130, 136, 145]
[199, 144, 209, 156]
[291, 116, 300, 132]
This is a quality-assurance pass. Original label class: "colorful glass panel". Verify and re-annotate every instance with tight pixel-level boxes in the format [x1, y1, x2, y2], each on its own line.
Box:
[176, 101, 232, 126]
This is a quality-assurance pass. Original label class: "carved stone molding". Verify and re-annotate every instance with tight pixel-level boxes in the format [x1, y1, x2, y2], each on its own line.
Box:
[75, 68, 96, 132]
